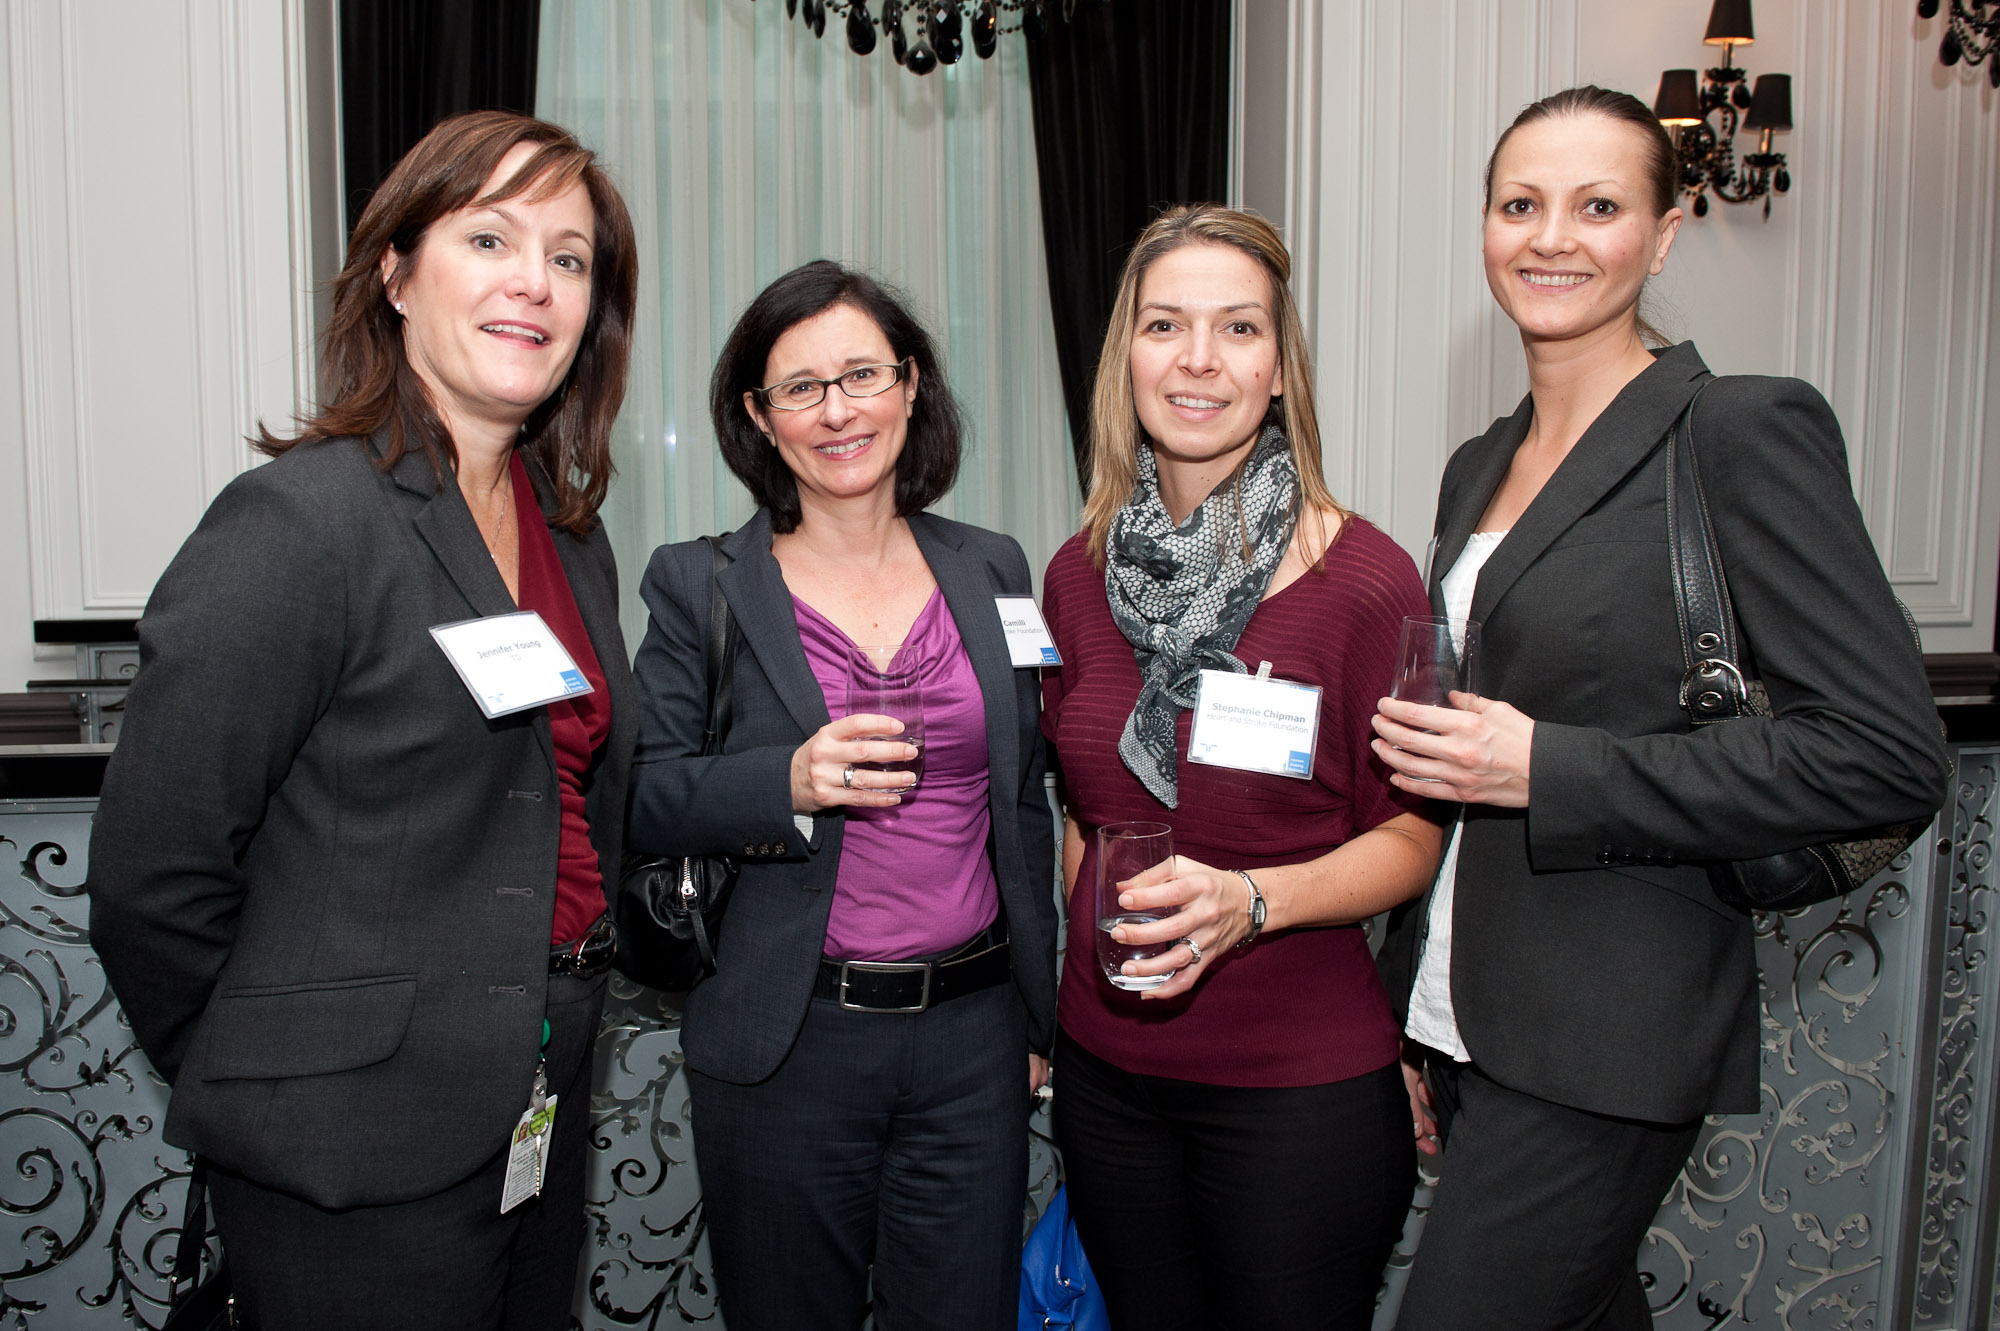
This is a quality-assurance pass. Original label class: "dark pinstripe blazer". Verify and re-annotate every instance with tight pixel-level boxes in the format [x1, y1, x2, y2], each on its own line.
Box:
[626, 508, 1057, 1085]
[1379, 343, 1948, 1122]
[87, 435, 636, 1207]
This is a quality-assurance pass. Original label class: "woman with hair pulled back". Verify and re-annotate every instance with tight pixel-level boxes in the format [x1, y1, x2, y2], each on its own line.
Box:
[1040, 204, 1444, 1328]
[87, 110, 639, 1329]
[1373, 86, 1947, 1327]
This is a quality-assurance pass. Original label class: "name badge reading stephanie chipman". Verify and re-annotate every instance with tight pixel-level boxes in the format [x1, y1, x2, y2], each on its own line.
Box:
[430, 611, 593, 720]
[1186, 664, 1321, 780]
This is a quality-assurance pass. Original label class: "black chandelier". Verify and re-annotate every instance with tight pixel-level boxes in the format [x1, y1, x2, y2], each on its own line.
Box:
[761, 0, 1097, 75]
[1653, 0, 1794, 221]
[1917, 0, 2000, 82]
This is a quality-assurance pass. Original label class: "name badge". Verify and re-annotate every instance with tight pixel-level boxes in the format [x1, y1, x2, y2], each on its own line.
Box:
[430, 611, 594, 719]
[1186, 662, 1321, 780]
[995, 596, 1061, 667]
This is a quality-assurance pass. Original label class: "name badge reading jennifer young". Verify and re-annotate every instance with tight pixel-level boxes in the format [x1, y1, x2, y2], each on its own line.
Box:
[994, 596, 1061, 667]
[1187, 664, 1321, 780]
[430, 611, 594, 720]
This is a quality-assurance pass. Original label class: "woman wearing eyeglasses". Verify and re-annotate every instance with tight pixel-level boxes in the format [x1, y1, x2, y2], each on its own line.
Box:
[624, 260, 1057, 1331]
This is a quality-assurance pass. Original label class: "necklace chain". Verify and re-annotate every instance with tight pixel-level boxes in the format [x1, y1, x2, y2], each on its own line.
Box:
[484, 473, 512, 567]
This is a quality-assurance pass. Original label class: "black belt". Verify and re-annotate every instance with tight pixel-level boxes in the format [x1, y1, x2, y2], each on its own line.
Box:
[550, 913, 616, 978]
[813, 921, 1010, 1013]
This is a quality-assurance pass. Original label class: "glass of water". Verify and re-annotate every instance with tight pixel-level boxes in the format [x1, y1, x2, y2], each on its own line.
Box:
[1095, 821, 1177, 992]
[1391, 615, 1480, 710]
[846, 644, 924, 792]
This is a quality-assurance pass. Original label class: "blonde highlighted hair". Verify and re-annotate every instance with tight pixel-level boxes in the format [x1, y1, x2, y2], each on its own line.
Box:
[1081, 203, 1346, 567]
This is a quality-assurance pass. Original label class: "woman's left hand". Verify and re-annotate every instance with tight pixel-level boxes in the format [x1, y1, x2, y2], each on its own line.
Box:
[1030, 1052, 1050, 1098]
[1107, 854, 1254, 1000]
[1370, 691, 1534, 807]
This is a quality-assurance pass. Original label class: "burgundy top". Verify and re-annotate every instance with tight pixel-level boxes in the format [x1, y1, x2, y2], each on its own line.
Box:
[794, 589, 1000, 959]
[510, 452, 611, 946]
[1041, 519, 1431, 1086]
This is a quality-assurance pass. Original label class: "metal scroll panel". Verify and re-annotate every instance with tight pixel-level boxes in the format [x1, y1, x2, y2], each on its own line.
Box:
[7, 750, 1998, 1331]
[0, 799, 209, 1330]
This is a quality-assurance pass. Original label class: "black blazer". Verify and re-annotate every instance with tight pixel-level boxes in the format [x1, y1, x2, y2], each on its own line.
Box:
[627, 509, 1058, 1085]
[1380, 343, 1949, 1122]
[87, 436, 637, 1208]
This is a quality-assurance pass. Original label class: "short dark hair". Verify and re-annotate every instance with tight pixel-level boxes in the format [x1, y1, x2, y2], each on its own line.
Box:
[262, 110, 638, 534]
[709, 261, 962, 533]
[1484, 85, 1678, 218]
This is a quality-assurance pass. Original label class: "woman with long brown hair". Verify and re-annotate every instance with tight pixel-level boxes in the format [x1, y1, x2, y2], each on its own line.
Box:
[1039, 204, 1444, 1329]
[87, 110, 639, 1329]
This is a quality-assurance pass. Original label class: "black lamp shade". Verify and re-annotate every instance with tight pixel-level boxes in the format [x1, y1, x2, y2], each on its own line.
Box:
[1703, 0, 1755, 45]
[1655, 70, 1703, 125]
[1743, 73, 1793, 131]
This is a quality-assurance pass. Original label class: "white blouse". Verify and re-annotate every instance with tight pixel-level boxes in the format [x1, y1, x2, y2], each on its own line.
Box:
[1403, 530, 1507, 1062]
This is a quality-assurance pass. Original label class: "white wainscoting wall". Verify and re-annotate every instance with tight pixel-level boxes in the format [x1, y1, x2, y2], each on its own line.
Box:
[0, 0, 337, 688]
[1240, 0, 2000, 653]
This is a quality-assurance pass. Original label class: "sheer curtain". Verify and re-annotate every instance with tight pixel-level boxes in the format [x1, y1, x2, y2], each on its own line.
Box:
[538, 1, 1076, 648]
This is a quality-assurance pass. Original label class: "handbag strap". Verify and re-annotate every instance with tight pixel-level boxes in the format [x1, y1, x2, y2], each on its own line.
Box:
[1665, 380, 1751, 726]
[699, 534, 739, 759]
[168, 1157, 210, 1304]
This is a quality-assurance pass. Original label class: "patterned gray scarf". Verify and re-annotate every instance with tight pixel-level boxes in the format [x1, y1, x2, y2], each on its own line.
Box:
[1105, 425, 1299, 807]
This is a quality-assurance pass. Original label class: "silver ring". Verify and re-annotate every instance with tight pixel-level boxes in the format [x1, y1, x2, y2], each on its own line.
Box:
[842, 764, 856, 790]
[1183, 937, 1203, 965]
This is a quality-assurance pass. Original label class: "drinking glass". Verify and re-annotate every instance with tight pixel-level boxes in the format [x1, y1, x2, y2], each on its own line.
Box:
[1095, 821, 1177, 992]
[1391, 615, 1480, 710]
[846, 644, 924, 792]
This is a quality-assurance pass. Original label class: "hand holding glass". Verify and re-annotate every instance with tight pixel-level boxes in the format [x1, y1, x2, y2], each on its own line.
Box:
[1391, 615, 1480, 711]
[1095, 821, 1177, 992]
[846, 644, 924, 792]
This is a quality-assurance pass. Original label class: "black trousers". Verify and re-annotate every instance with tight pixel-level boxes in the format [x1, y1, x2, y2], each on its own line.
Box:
[206, 970, 606, 1331]
[687, 980, 1030, 1331]
[1053, 1031, 1417, 1331]
[1393, 1059, 1703, 1331]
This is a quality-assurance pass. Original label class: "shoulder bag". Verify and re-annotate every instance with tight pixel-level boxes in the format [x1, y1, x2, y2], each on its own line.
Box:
[1667, 386, 1936, 913]
[612, 535, 740, 991]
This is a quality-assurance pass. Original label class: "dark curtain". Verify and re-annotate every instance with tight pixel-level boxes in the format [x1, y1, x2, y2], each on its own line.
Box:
[340, 0, 543, 235]
[1024, 0, 1232, 493]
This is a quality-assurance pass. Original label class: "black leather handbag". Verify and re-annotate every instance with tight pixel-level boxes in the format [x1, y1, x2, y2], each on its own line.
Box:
[1667, 386, 1936, 913]
[612, 535, 740, 991]
[162, 1158, 235, 1330]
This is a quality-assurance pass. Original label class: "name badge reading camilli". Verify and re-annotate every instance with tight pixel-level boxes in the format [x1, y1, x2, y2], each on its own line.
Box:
[1187, 662, 1321, 781]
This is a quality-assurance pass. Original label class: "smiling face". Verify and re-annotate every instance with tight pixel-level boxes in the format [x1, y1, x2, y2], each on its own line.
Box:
[1482, 113, 1682, 348]
[380, 140, 596, 443]
[1128, 243, 1284, 480]
[744, 302, 919, 515]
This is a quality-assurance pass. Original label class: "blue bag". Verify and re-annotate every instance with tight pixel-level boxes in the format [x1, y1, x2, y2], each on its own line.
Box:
[1018, 1185, 1111, 1331]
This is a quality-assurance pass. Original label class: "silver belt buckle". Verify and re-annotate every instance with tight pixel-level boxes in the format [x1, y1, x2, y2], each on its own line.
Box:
[838, 960, 931, 1013]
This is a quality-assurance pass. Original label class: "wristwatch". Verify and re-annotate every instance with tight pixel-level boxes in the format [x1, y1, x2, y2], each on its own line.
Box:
[1235, 869, 1266, 946]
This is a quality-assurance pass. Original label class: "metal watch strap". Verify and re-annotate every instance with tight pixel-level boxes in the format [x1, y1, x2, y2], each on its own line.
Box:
[1235, 869, 1266, 946]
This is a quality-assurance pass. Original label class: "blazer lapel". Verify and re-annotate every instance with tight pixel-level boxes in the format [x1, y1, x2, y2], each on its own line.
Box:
[1430, 398, 1531, 611]
[910, 514, 1018, 802]
[393, 444, 520, 623]
[717, 511, 831, 738]
[1469, 343, 1712, 625]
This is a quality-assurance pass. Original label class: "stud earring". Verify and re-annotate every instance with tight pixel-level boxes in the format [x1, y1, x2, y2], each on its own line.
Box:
[393, 302, 406, 315]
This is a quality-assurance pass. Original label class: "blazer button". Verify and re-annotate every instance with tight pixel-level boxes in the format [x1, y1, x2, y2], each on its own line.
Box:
[1597, 848, 1614, 866]
[742, 843, 757, 856]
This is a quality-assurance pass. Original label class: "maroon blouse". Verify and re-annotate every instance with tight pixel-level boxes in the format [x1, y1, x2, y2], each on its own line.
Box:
[1040, 519, 1431, 1087]
[509, 452, 610, 946]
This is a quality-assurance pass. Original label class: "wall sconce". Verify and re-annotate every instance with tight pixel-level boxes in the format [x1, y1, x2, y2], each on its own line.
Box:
[1653, 0, 1794, 220]
[1916, 0, 2000, 83]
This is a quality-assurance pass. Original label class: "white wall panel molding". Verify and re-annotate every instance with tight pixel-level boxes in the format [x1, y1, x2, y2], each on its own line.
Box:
[1241, 0, 1581, 560]
[1246, 0, 2000, 651]
[7, 0, 317, 621]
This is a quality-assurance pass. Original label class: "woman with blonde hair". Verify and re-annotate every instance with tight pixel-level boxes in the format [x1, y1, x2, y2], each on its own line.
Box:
[1039, 204, 1444, 1329]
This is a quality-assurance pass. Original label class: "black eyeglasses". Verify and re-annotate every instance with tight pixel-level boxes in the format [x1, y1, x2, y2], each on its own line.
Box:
[754, 358, 912, 411]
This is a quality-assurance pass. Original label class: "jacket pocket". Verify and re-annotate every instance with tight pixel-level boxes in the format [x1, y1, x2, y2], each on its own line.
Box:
[197, 973, 418, 1080]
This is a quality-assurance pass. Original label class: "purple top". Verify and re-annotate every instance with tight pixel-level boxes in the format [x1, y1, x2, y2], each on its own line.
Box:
[794, 590, 1000, 960]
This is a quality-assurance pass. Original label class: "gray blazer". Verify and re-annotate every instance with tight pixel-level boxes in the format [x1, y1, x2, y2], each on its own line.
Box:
[1379, 343, 1949, 1123]
[627, 509, 1057, 1085]
[87, 435, 636, 1208]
